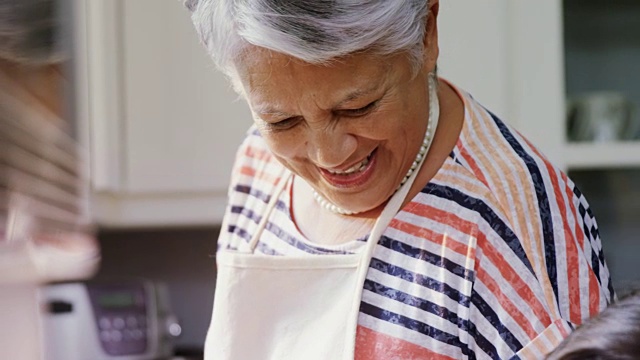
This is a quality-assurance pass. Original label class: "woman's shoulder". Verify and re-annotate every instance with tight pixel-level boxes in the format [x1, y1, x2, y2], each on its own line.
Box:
[452, 91, 576, 214]
[227, 125, 288, 199]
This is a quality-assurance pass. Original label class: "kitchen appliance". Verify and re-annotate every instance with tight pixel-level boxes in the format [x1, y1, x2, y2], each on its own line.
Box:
[40, 280, 181, 360]
[567, 91, 638, 142]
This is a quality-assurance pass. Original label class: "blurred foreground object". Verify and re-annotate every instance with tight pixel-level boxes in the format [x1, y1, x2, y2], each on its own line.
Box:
[0, 0, 100, 359]
[0, 62, 98, 283]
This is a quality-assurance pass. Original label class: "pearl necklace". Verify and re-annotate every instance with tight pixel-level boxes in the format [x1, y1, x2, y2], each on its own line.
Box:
[312, 75, 439, 215]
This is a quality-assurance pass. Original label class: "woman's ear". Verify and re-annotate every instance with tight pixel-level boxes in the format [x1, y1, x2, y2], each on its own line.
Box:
[423, 0, 440, 73]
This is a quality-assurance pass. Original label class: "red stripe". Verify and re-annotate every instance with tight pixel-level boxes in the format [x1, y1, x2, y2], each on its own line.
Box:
[239, 165, 256, 178]
[355, 325, 457, 360]
[526, 146, 583, 324]
[588, 269, 601, 317]
[475, 230, 553, 327]
[389, 216, 472, 258]
[456, 140, 490, 187]
[400, 200, 552, 327]
[475, 265, 540, 339]
[243, 144, 273, 162]
[560, 172, 601, 319]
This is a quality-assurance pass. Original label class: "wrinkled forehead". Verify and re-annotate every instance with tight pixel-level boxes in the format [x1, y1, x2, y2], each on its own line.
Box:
[233, 46, 397, 107]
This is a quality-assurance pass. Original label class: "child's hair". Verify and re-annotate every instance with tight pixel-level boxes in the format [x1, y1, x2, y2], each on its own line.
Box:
[547, 291, 640, 360]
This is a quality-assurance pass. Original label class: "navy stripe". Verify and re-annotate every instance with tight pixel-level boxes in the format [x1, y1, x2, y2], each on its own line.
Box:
[583, 208, 607, 268]
[359, 301, 467, 357]
[575, 203, 607, 288]
[471, 289, 523, 354]
[378, 235, 474, 282]
[256, 242, 281, 256]
[234, 185, 289, 214]
[363, 280, 475, 358]
[450, 147, 467, 167]
[590, 250, 601, 284]
[580, 203, 614, 299]
[231, 204, 353, 255]
[572, 185, 583, 199]
[231, 204, 288, 229]
[369, 258, 471, 307]
[226, 225, 282, 255]
[490, 111, 558, 301]
[466, 320, 501, 360]
[227, 224, 251, 242]
[235, 184, 270, 203]
[422, 183, 536, 277]
[264, 221, 352, 255]
[589, 225, 598, 243]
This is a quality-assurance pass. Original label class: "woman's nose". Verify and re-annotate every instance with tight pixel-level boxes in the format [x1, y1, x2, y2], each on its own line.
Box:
[307, 127, 357, 169]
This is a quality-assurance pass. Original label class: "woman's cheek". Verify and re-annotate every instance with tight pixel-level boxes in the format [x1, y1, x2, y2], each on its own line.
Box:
[264, 131, 304, 161]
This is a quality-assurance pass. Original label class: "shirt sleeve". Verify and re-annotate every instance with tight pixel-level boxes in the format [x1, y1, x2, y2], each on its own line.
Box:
[465, 178, 614, 359]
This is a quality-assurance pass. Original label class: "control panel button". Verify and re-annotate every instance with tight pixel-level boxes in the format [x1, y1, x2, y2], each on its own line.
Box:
[99, 317, 111, 330]
[132, 329, 144, 340]
[126, 316, 138, 328]
[110, 330, 123, 342]
[100, 330, 111, 342]
[112, 317, 125, 329]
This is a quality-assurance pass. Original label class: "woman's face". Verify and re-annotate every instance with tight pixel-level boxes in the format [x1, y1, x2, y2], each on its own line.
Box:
[235, 48, 433, 213]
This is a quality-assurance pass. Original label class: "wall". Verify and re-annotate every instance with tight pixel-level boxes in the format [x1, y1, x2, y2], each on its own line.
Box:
[95, 227, 219, 350]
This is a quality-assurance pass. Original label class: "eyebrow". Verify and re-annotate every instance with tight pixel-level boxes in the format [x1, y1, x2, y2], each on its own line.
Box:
[334, 84, 382, 108]
[253, 82, 384, 118]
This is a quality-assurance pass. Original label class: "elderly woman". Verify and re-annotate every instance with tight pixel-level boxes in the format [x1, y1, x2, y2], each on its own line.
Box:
[187, 1, 614, 359]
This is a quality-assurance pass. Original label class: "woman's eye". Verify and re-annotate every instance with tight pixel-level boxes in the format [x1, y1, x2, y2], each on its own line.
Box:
[341, 101, 378, 117]
[267, 117, 300, 131]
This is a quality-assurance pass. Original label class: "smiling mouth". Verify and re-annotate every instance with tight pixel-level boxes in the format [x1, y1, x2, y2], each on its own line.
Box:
[326, 152, 373, 175]
[318, 148, 378, 189]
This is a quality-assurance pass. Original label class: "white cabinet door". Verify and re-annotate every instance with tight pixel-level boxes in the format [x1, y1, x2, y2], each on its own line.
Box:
[120, 0, 251, 194]
[80, 0, 252, 227]
[80, 0, 566, 227]
[439, 0, 510, 121]
[438, 1, 566, 167]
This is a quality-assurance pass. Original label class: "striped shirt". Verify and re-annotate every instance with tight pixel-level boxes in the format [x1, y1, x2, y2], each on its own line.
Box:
[219, 86, 614, 359]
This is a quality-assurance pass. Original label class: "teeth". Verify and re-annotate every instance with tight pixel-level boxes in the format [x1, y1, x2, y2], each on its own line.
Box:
[328, 154, 371, 175]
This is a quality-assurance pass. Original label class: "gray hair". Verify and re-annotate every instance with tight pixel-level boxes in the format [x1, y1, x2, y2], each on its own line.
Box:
[546, 292, 640, 360]
[189, 1, 430, 82]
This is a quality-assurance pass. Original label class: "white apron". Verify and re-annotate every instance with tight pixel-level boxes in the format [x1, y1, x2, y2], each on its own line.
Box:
[206, 87, 439, 360]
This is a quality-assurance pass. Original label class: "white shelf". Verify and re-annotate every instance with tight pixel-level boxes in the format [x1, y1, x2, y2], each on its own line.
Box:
[565, 142, 640, 170]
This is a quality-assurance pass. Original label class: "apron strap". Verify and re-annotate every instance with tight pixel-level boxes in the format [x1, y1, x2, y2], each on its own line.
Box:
[343, 73, 441, 356]
[248, 168, 291, 253]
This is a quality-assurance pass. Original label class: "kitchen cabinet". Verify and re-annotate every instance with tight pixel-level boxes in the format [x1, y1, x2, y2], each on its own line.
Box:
[74, 0, 252, 227]
[563, 0, 640, 169]
[441, 0, 640, 295]
[441, 1, 640, 170]
[75, 0, 639, 228]
[439, 1, 566, 167]
[562, 0, 640, 294]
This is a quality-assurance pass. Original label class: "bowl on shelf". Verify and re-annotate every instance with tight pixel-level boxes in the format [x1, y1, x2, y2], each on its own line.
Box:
[567, 91, 638, 142]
